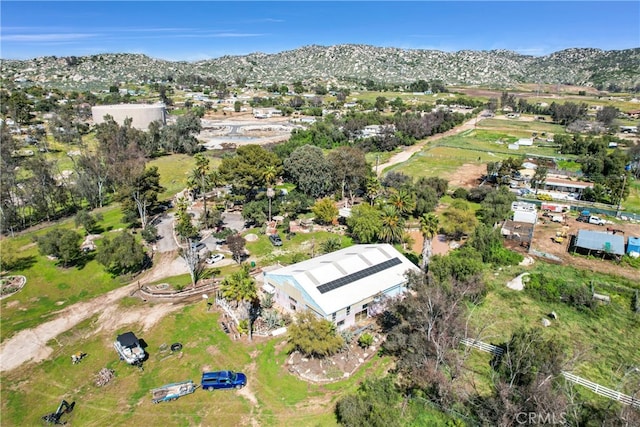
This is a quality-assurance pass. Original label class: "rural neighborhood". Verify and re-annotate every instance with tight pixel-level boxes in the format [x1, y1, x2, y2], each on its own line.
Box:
[1, 7, 639, 425]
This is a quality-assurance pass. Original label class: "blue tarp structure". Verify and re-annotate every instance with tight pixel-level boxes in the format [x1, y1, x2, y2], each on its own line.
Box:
[628, 237, 640, 254]
[574, 230, 625, 256]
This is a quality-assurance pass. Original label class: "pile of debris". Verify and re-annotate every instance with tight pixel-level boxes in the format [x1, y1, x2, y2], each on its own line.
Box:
[94, 368, 115, 387]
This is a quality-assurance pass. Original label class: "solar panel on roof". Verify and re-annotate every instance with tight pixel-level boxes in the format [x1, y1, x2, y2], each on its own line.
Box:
[316, 258, 402, 294]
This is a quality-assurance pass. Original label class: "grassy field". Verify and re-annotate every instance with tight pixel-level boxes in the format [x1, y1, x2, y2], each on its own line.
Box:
[385, 143, 509, 179]
[477, 117, 566, 135]
[470, 263, 640, 394]
[0, 207, 130, 343]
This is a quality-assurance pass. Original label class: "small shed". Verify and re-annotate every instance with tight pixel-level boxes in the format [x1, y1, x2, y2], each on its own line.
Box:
[627, 237, 640, 255]
[513, 210, 537, 224]
[573, 230, 625, 258]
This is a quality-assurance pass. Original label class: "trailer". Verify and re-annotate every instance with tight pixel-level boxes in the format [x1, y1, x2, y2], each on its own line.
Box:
[151, 380, 198, 403]
[541, 203, 569, 213]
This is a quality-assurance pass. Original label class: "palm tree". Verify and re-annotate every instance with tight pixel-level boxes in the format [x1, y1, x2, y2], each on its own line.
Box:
[419, 213, 439, 271]
[378, 205, 404, 244]
[188, 153, 212, 226]
[388, 189, 416, 218]
[220, 265, 257, 308]
[220, 265, 259, 339]
[365, 176, 382, 206]
[263, 165, 278, 187]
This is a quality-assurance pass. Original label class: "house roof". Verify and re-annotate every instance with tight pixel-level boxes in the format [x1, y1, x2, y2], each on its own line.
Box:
[575, 230, 625, 255]
[264, 244, 419, 315]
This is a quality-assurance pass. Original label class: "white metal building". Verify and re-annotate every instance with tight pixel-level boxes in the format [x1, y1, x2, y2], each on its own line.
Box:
[91, 103, 166, 130]
[263, 244, 419, 330]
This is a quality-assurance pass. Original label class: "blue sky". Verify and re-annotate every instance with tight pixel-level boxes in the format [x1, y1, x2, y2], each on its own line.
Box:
[1, 1, 638, 61]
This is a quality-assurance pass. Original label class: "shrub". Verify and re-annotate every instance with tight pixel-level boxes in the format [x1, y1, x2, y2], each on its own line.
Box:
[451, 187, 468, 199]
[536, 193, 553, 201]
[358, 333, 374, 348]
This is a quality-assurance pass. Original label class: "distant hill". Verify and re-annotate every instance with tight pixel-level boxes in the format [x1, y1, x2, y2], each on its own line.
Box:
[2, 44, 639, 90]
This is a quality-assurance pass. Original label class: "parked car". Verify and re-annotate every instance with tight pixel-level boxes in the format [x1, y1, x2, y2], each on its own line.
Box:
[191, 241, 206, 252]
[201, 370, 247, 390]
[588, 216, 606, 226]
[269, 234, 283, 246]
[206, 253, 224, 264]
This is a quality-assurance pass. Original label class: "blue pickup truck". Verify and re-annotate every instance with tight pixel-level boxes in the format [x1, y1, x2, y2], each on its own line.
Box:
[151, 380, 198, 403]
[201, 370, 247, 390]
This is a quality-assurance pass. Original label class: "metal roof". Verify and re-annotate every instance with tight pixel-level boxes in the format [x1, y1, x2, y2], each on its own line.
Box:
[264, 244, 419, 315]
[574, 230, 625, 255]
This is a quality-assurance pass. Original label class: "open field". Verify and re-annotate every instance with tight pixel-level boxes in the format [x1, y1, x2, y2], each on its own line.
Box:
[0, 302, 393, 426]
[472, 262, 640, 395]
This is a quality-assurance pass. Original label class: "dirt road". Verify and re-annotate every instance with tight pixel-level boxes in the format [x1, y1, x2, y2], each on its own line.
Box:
[376, 113, 485, 176]
[0, 252, 185, 372]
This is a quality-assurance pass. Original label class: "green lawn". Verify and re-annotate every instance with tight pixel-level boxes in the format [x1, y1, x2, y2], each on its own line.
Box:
[0, 208, 130, 343]
[0, 303, 397, 427]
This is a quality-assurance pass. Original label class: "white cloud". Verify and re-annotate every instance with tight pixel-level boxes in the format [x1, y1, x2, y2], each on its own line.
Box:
[2, 33, 97, 42]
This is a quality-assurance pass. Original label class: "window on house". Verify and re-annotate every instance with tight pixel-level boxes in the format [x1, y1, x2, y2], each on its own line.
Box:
[355, 309, 368, 322]
[346, 306, 351, 315]
[362, 303, 368, 310]
[337, 320, 345, 327]
[332, 313, 336, 321]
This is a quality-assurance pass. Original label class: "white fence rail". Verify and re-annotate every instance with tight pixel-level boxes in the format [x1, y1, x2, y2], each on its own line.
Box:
[461, 338, 639, 408]
[460, 338, 504, 356]
[561, 372, 640, 408]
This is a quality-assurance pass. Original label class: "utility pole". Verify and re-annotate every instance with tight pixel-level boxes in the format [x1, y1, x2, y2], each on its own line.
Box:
[616, 174, 627, 218]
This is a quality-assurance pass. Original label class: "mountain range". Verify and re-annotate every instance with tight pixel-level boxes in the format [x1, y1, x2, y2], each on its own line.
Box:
[2, 44, 639, 90]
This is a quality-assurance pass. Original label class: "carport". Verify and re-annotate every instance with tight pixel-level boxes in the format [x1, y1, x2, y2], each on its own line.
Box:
[572, 230, 625, 259]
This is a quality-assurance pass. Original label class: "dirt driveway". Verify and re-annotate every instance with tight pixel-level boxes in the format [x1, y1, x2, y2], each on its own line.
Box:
[376, 113, 486, 176]
[0, 252, 186, 372]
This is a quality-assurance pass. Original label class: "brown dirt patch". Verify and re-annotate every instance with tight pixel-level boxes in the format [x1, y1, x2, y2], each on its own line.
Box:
[516, 215, 639, 281]
[447, 163, 486, 188]
[409, 231, 453, 257]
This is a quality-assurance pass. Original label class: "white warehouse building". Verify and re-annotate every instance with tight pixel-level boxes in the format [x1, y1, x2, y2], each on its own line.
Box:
[91, 103, 166, 130]
[263, 244, 419, 330]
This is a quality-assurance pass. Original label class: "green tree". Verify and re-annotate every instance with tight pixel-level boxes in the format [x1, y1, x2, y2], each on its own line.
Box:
[530, 166, 548, 194]
[219, 145, 283, 201]
[74, 210, 99, 235]
[378, 205, 404, 244]
[312, 198, 338, 225]
[479, 187, 516, 225]
[287, 311, 344, 358]
[388, 189, 416, 218]
[321, 237, 342, 254]
[118, 166, 164, 229]
[284, 145, 334, 198]
[419, 213, 439, 271]
[188, 153, 215, 227]
[37, 229, 82, 267]
[346, 204, 382, 243]
[440, 201, 478, 239]
[327, 146, 369, 203]
[96, 231, 146, 275]
[174, 197, 198, 240]
[220, 264, 257, 308]
[335, 377, 403, 427]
